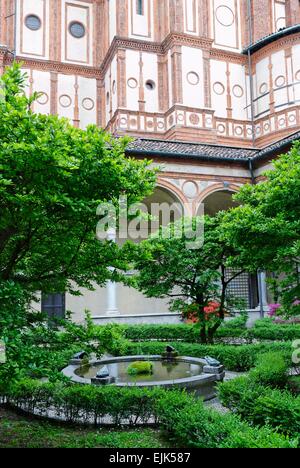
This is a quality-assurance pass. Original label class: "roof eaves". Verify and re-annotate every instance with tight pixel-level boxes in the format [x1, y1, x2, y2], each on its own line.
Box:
[126, 148, 253, 164]
[243, 24, 300, 55]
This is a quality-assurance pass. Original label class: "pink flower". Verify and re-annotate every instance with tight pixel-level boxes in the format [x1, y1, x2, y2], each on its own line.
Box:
[292, 300, 300, 307]
[268, 303, 281, 317]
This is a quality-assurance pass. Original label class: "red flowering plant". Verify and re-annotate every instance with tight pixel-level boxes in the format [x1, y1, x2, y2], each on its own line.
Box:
[134, 216, 246, 344]
[204, 301, 222, 320]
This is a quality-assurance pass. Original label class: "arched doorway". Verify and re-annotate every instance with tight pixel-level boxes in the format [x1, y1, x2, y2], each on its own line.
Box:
[202, 189, 240, 216]
[199, 187, 258, 309]
[143, 185, 185, 236]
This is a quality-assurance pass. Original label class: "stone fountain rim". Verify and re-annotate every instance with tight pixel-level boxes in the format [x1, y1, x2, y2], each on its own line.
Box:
[62, 355, 223, 388]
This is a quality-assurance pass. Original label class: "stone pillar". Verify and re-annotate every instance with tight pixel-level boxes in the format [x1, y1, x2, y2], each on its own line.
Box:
[257, 270, 268, 316]
[171, 45, 183, 105]
[203, 50, 211, 109]
[158, 54, 169, 112]
[117, 49, 127, 109]
[286, 0, 300, 27]
[169, 0, 184, 33]
[106, 229, 120, 316]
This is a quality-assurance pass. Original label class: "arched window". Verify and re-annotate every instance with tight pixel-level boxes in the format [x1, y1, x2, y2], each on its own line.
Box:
[136, 0, 144, 16]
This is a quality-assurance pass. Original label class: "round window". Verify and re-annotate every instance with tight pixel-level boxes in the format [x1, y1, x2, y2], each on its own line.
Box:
[25, 15, 42, 31]
[69, 21, 86, 39]
[145, 80, 156, 91]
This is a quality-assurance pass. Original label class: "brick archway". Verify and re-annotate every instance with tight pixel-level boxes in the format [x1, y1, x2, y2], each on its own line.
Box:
[195, 183, 241, 215]
[157, 177, 192, 215]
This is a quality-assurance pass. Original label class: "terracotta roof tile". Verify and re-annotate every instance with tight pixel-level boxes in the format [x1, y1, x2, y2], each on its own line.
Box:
[126, 131, 300, 163]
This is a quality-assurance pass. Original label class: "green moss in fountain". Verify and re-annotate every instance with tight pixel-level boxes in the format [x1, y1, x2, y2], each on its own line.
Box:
[127, 361, 153, 376]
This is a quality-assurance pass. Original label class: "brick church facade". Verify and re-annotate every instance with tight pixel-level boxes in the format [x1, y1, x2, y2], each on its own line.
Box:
[1, 0, 300, 322]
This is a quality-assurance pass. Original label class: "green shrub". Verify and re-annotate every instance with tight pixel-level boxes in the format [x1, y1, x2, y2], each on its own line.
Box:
[218, 377, 300, 438]
[123, 341, 292, 372]
[245, 319, 300, 342]
[117, 324, 200, 343]
[249, 352, 289, 388]
[288, 376, 300, 395]
[2, 379, 295, 448]
[93, 317, 300, 345]
[127, 361, 153, 376]
[152, 390, 294, 448]
[109, 321, 247, 343]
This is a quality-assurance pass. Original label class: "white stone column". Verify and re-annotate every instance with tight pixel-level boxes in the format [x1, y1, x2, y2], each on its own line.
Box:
[257, 270, 269, 317]
[106, 229, 120, 316]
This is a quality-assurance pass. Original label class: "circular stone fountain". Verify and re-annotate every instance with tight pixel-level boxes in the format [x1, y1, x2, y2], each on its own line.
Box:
[62, 352, 225, 401]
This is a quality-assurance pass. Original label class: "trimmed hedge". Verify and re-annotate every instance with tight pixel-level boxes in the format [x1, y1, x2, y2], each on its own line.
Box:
[121, 324, 200, 343]
[1, 379, 295, 448]
[94, 318, 300, 345]
[218, 377, 300, 439]
[123, 341, 293, 372]
[246, 320, 300, 342]
[249, 352, 289, 388]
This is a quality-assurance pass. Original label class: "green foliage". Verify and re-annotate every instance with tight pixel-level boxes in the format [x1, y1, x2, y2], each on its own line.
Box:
[120, 324, 200, 343]
[91, 322, 127, 358]
[218, 377, 300, 439]
[0, 63, 155, 383]
[249, 352, 288, 388]
[288, 376, 300, 396]
[1, 379, 295, 448]
[123, 340, 292, 372]
[159, 397, 294, 448]
[130, 215, 246, 344]
[0, 408, 166, 448]
[0, 63, 156, 294]
[0, 284, 126, 384]
[223, 141, 300, 314]
[221, 313, 248, 330]
[245, 319, 300, 341]
[127, 361, 153, 376]
[120, 319, 247, 343]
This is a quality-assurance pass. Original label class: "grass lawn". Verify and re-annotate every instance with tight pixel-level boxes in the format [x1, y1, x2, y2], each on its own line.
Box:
[0, 407, 170, 449]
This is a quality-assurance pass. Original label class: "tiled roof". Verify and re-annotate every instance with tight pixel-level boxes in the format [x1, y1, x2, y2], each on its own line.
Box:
[126, 130, 300, 163]
[255, 130, 300, 160]
[126, 138, 258, 162]
[242, 25, 300, 55]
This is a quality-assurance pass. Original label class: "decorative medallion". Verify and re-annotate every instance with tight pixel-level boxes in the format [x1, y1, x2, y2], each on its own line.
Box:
[127, 78, 138, 89]
[232, 85, 244, 98]
[82, 98, 95, 111]
[187, 71, 200, 86]
[37, 92, 49, 105]
[259, 82, 268, 95]
[189, 113, 200, 125]
[217, 123, 226, 134]
[215, 6, 235, 27]
[213, 82, 225, 95]
[275, 75, 285, 88]
[59, 94, 72, 108]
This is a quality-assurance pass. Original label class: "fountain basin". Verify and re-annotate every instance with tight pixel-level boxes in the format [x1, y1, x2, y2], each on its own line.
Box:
[62, 355, 225, 401]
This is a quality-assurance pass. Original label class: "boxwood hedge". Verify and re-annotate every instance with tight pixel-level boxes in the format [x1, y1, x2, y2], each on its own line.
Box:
[1, 379, 295, 448]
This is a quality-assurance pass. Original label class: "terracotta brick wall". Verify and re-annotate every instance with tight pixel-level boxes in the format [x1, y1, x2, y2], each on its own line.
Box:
[251, 0, 273, 43]
[286, 0, 300, 27]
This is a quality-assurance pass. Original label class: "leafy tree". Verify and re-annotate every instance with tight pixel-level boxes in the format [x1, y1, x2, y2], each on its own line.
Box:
[0, 63, 155, 381]
[222, 141, 300, 317]
[131, 216, 245, 343]
[0, 63, 156, 296]
[0, 280, 127, 384]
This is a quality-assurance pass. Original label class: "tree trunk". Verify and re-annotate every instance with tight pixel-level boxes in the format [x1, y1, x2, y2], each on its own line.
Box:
[196, 295, 208, 344]
[199, 321, 207, 344]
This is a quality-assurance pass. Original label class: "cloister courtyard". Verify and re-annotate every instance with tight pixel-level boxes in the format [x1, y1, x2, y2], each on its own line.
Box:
[0, 63, 300, 452]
